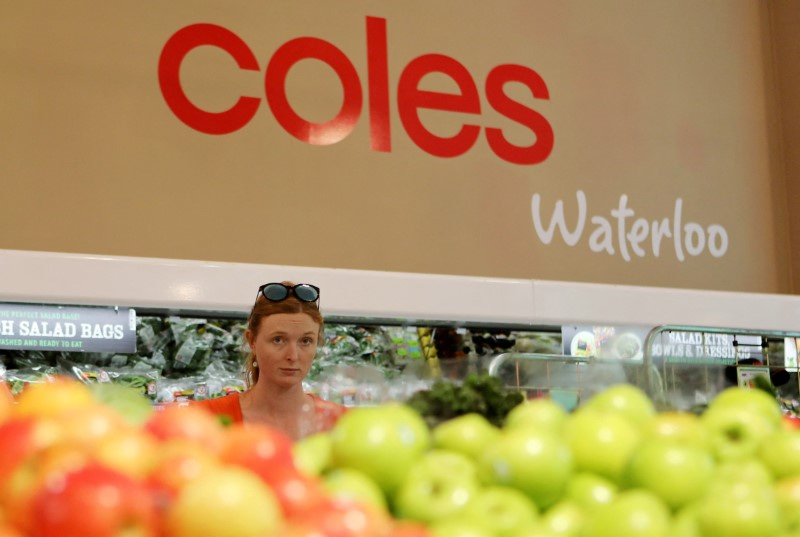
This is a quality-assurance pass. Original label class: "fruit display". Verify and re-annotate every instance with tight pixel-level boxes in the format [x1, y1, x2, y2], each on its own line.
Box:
[0, 377, 429, 537]
[2, 374, 799, 537]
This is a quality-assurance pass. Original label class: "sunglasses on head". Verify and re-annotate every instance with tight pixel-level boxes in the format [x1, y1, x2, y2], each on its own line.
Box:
[257, 282, 320, 304]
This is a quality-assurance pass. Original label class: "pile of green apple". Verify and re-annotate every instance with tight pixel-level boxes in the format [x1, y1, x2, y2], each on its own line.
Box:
[296, 383, 800, 537]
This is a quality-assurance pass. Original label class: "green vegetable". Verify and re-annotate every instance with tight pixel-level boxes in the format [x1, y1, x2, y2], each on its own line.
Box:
[405, 372, 524, 428]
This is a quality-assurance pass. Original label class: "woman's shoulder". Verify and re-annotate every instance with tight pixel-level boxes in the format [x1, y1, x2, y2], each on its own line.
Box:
[308, 393, 349, 422]
[189, 392, 243, 423]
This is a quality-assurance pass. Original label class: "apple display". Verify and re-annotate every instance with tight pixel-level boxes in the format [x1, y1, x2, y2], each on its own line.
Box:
[695, 473, 781, 537]
[0, 382, 13, 422]
[701, 406, 775, 462]
[644, 411, 710, 450]
[583, 383, 656, 427]
[30, 463, 160, 537]
[503, 397, 569, 434]
[393, 449, 481, 523]
[563, 472, 617, 511]
[13, 377, 96, 420]
[759, 428, 800, 479]
[218, 422, 296, 482]
[322, 467, 389, 512]
[87, 382, 154, 425]
[479, 427, 572, 510]
[704, 386, 783, 429]
[91, 426, 160, 479]
[427, 518, 494, 537]
[165, 465, 284, 537]
[292, 431, 333, 476]
[564, 408, 641, 483]
[330, 403, 431, 496]
[580, 489, 671, 537]
[623, 438, 715, 510]
[144, 404, 226, 454]
[432, 413, 500, 460]
[773, 475, 800, 533]
[458, 485, 539, 537]
[539, 499, 584, 536]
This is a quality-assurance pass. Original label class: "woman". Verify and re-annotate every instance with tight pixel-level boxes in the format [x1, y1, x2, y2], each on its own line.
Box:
[191, 281, 347, 440]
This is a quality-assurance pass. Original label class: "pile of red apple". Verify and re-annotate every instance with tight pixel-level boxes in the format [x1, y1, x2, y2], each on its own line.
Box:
[1, 377, 799, 537]
[0, 378, 428, 537]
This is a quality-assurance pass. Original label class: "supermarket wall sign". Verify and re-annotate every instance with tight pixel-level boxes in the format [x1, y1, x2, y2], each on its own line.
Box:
[0, 304, 137, 353]
[157, 18, 730, 265]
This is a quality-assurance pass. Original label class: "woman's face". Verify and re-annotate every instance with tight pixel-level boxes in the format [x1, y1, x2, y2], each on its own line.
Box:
[247, 312, 320, 389]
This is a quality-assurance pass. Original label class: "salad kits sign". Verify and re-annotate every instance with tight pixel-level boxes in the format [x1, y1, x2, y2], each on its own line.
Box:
[0, 304, 137, 353]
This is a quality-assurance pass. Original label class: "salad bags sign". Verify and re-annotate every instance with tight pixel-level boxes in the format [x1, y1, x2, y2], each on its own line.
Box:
[0, 304, 137, 353]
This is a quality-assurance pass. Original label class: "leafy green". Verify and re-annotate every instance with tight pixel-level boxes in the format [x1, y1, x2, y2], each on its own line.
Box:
[405, 372, 524, 427]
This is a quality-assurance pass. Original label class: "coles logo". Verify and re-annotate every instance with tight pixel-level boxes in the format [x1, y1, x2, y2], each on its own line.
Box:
[158, 17, 553, 165]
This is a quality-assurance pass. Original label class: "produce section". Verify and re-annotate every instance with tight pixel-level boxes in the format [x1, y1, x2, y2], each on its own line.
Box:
[2, 375, 800, 536]
[3, 254, 800, 537]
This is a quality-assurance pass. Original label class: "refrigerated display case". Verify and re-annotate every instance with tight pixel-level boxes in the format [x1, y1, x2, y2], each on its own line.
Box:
[3, 249, 800, 407]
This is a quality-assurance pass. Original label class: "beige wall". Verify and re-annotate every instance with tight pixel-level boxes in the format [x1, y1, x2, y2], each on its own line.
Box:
[768, 1, 800, 293]
[1, 1, 797, 294]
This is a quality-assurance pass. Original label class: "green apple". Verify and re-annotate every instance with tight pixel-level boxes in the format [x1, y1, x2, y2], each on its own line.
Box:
[393, 449, 481, 524]
[427, 518, 494, 537]
[87, 382, 154, 426]
[645, 411, 710, 450]
[701, 406, 774, 462]
[432, 413, 500, 460]
[583, 384, 656, 427]
[329, 403, 431, 496]
[322, 467, 388, 512]
[165, 465, 284, 537]
[563, 472, 617, 511]
[774, 475, 800, 532]
[540, 499, 584, 537]
[705, 387, 783, 430]
[696, 474, 781, 537]
[760, 429, 800, 479]
[504, 398, 569, 434]
[479, 427, 573, 510]
[712, 458, 773, 488]
[623, 438, 715, 510]
[459, 485, 539, 537]
[564, 408, 641, 483]
[581, 489, 671, 537]
[670, 503, 702, 537]
[292, 432, 332, 476]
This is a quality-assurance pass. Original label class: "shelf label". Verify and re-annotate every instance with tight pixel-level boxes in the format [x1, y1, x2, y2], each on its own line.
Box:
[0, 303, 137, 353]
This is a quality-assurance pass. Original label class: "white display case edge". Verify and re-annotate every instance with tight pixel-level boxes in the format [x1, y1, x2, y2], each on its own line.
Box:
[1, 249, 799, 332]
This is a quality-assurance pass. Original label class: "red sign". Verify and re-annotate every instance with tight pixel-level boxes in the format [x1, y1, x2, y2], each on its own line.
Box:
[158, 17, 554, 165]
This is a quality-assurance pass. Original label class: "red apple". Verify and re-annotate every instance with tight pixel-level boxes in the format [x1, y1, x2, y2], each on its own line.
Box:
[144, 403, 226, 454]
[92, 426, 160, 479]
[219, 422, 296, 478]
[29, 463, 160, 537]
[287, 498, 393, 537]
[146, 438, 221, 500]
[266, 464, 328, 520]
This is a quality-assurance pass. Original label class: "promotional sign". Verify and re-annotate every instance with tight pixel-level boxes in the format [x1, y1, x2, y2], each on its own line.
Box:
[562, 325, 759, 365]
[0, 304, 137, 353]
[0, 2, 792, 293]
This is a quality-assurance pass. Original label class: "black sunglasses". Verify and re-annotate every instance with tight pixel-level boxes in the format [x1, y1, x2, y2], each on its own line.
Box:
[257, 282, 320, 304]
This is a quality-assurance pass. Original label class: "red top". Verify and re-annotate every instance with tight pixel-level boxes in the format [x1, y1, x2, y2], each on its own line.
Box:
[189, 392, 348, 432]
